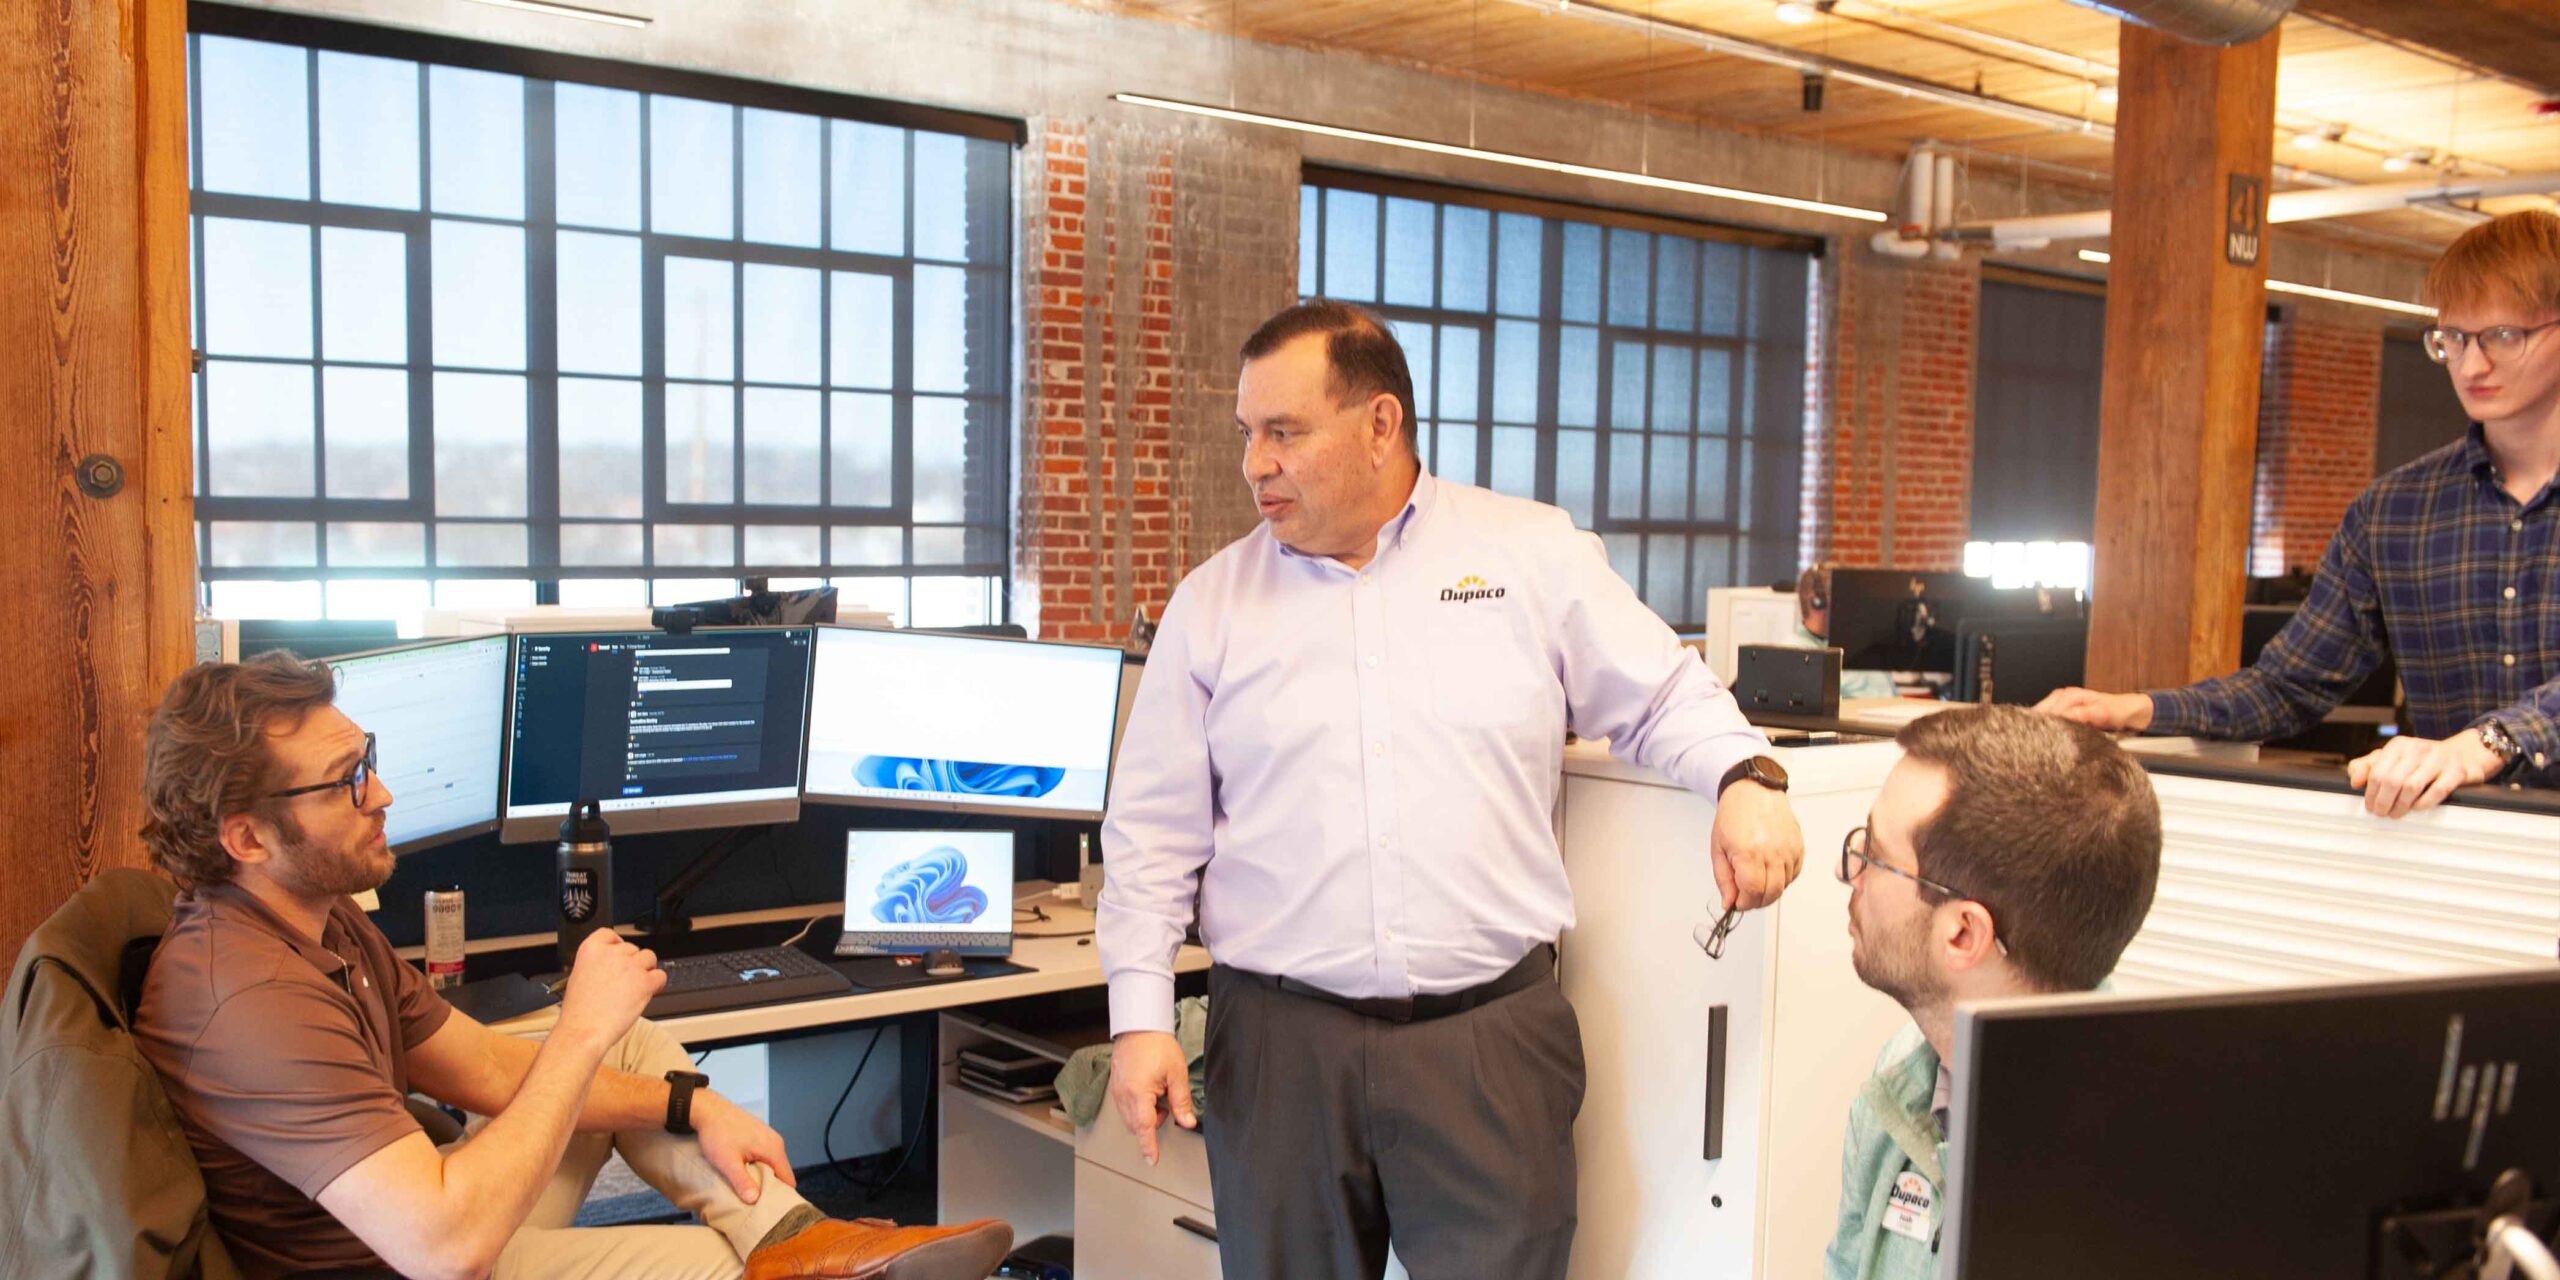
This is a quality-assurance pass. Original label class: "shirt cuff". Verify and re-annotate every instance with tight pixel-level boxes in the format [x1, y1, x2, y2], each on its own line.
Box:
[1107, 970, 1179, 1038]
[2144, 688, 2208, 737]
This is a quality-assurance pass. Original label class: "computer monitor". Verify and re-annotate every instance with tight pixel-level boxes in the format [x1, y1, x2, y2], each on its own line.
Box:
[661, 584, 838, 628]
[501, 628, 814, 841]
[1828, 571, 1989, 673]
[238, 619, 402, 661]
[802, 626, 1125, 821]
[834, 829, 1018, 957]
[1952, 616, 2087, 707]
[328, 636, 510, 853]
[1945, 968, 2560, 1279]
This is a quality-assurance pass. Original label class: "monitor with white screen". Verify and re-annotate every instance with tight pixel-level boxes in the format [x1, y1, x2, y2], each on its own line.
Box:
[501, 628, 813, 841]
[835, 829, 1017, 957]
[803, 626, 1125, 821]
[328, 636, 510, 853]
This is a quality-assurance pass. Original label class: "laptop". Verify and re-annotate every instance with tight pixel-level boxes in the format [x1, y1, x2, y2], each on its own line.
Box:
[834, 829, 1018, 958]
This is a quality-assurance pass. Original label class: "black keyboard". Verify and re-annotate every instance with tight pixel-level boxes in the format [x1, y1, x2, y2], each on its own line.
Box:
[643, 947, 852, 1018]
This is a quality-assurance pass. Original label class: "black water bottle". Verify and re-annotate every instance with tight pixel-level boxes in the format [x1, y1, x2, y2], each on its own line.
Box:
[556, 800, 613, 970]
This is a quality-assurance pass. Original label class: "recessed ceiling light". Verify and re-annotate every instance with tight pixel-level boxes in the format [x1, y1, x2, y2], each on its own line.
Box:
[2292, 124, 2345, 151]
[1774, 1, 1820, 24]
[2381, 148, 2434, 174]
[2094, 84, 2118, 106]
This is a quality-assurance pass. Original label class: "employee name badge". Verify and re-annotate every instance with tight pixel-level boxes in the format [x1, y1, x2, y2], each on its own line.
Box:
[1882, 1171, 1937, 1243]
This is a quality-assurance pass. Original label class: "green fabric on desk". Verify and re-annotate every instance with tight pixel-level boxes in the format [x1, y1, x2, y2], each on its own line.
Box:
[1056, 995, 1209, 1128]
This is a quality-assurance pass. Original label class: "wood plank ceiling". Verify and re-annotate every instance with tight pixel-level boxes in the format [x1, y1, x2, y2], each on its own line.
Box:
[1068, 0, 2560, 250]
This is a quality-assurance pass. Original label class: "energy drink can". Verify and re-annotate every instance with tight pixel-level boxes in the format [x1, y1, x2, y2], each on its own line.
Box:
[425, 886, 466, 990]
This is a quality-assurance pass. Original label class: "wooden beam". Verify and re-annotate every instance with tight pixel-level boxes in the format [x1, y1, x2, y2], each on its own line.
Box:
[2296, 0, 2560, 96]
[2086, 23, 2280, 693]
[0, 0, 197, 963]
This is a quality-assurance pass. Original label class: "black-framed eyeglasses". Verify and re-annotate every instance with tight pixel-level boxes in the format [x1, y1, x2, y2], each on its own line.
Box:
[265, 732, 376, 810]
[2422, 320, 2560, 364]
[1694, 903, 1744, 959]
[1838, 826, 2009, 957]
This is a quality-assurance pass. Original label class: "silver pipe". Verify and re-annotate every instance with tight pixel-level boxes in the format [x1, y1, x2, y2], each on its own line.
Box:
[2061, 0, 2293, 48]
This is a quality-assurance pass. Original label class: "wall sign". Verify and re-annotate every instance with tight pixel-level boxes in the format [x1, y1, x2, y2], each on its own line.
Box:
[2226, 173, 2265, 267]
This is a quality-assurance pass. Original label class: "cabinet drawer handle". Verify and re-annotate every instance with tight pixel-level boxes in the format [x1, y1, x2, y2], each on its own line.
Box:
[1173, 1215, 1219, 1244]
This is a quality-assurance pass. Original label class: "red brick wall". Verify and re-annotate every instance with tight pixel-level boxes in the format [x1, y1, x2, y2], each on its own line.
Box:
[1017, 120, 1295, 642]
[2250, 310, 2382, 576]
[1805, 249, 1978, 572]
[1020, 122, 1177, 643]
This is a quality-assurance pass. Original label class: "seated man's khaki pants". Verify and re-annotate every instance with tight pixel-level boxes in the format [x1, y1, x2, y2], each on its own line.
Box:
[445, 1018, 810, 1280]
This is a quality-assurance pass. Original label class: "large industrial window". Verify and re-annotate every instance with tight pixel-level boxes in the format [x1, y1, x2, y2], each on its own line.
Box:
[185, 7, 1017, 628]
[1297, 170, 1814, 630]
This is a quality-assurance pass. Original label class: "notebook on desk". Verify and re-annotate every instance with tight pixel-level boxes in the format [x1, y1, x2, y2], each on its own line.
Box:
[834, 829, 1018, 959]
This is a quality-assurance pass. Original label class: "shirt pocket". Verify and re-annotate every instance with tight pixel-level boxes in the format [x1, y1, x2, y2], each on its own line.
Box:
[1426, 602, 1543, 727]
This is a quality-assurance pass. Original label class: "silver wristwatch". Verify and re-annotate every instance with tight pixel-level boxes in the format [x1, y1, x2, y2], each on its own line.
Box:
[2476, 718, 2525, 781]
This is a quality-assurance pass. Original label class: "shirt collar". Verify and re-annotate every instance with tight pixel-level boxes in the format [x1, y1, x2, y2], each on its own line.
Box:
[193, 880, 349, 978]
[2462, 422, 2497, 480]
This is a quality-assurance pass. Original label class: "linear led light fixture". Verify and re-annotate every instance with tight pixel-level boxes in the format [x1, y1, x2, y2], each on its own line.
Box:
[1112, 93, 1887, 224]
[460, 0, 651, 28]
[2077, 250, 2435, 317]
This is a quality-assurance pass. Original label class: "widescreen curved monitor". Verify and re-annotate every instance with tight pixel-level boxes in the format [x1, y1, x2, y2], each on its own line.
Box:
[328, 635, 511, 854]
[803, 626, 1124, 821]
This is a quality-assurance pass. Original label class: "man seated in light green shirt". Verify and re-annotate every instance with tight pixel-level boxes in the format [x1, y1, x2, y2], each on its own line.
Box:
[1823, 705, 2162, 1280]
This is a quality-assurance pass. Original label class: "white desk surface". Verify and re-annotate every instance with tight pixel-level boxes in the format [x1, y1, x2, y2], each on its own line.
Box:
[482, 896, 1211, 1043]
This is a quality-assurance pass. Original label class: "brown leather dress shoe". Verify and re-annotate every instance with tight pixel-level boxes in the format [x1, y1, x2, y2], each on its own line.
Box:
[742, 1217, 1013, 1280]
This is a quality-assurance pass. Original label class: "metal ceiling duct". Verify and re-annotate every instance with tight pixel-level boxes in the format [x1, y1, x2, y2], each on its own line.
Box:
[2061, 0, 2295, 47]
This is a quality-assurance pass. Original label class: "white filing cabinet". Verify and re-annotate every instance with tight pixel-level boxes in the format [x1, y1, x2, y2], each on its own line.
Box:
[934, 1009, 1223, 1278]
[939, 1009, 1416, 1277]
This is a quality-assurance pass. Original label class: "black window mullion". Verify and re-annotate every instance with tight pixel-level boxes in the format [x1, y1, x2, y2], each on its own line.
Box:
[1535, 218, 1564, 512]
[639, 240, 666, 573]
[730, 103, 746, 565]
[408, 53, 438, 572]
[816, 116, 833, 513]
[304, 47, 326, 542]
[524, 78, 562, 581]
[1473, 317, 1494, 489]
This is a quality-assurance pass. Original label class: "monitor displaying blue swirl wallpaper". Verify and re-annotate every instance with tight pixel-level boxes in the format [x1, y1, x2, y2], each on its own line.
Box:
[803, 626, 1124, 820]
[838, 829, 1016, 954]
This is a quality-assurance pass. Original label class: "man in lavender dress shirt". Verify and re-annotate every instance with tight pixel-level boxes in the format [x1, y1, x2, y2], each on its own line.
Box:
[1097, 301, 1807, 1278]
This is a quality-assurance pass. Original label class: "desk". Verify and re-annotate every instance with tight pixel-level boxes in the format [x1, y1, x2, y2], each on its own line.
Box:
[470, 899, 1212, 1045]
[439, 900, 1213, 1270]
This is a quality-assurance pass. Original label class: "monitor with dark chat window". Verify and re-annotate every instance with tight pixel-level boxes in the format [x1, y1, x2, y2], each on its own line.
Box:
[500, 628, 813, 841]
[802, 625, 1124, 821]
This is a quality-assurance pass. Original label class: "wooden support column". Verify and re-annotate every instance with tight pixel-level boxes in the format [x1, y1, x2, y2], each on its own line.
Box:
[2086, 22, 2280, 692]
[0, 0, 197, 962]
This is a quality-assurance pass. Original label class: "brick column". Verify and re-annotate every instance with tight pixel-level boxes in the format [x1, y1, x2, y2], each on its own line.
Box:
[2249, 309, 2382, 576]
[1804, 247, 1979, 571]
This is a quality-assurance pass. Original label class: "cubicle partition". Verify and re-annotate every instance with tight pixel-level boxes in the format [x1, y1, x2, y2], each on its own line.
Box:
[1554, 731, 2560, 1279]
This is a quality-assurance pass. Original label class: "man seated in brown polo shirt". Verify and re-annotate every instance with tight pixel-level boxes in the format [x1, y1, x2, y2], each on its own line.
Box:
[131, 653, 1013, 1280]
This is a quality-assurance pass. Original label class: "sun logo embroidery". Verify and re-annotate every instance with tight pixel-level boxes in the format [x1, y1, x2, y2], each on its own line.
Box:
[1441, 574, 1506, 603]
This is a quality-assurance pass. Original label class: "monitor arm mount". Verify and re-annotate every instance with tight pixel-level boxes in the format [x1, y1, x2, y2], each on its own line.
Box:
[2379, 1169, 2560, 1280]
[648, 824, 777, 938]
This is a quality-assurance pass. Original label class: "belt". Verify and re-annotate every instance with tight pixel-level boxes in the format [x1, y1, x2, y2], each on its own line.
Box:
[1225, 944, 1556, 1025]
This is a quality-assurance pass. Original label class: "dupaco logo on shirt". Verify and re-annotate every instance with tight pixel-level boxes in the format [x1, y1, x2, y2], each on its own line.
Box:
[1441, 574, 1506, 604]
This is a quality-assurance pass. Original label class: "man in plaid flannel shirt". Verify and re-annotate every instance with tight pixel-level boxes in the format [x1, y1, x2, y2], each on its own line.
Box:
[2040, 210, 2560, 818]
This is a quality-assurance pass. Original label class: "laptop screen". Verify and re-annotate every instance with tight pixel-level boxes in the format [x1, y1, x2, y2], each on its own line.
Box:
[840, 829, 1016, 947]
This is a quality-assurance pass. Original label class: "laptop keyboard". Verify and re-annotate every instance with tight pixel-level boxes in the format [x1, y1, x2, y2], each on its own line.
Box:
[642, 946, 851, 1018]
[836, 931, 1002, 955]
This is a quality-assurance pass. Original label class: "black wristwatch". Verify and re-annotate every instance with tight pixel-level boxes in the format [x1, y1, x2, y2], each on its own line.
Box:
[664, 1069, 709, 1135]
[2476, 719, 2526, 782]
[1718, 755, 1789, 799]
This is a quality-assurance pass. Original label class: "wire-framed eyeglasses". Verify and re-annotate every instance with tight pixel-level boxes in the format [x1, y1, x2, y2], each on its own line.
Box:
[1838, 825, 2009, 958]
[265, 732, 377, 810]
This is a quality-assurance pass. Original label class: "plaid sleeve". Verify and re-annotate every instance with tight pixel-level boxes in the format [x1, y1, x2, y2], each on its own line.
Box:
[2146, 501, 2389, 742]
[2475, 676, 2560, 778]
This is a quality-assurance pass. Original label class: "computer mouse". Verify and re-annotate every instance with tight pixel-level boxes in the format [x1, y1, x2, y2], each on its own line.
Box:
[923, 948, 965, 979]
